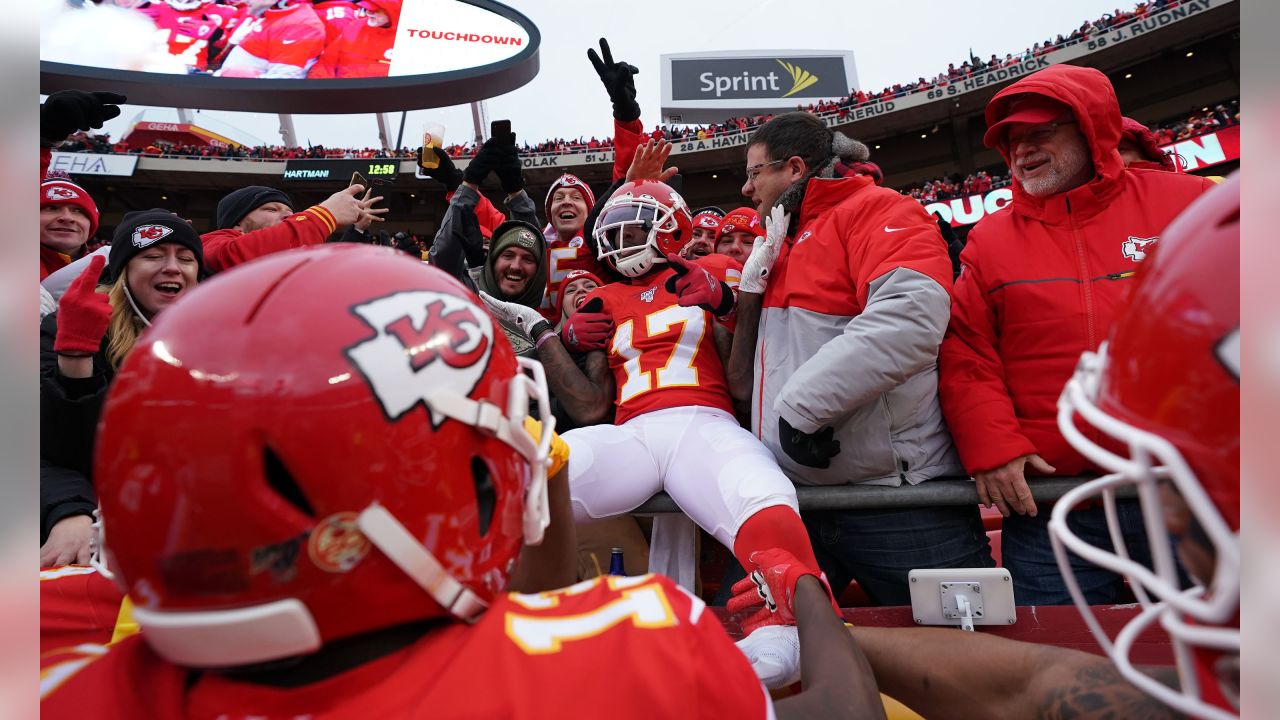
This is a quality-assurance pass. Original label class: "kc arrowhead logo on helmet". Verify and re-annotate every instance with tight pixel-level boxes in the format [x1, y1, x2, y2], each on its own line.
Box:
[346, 290, 494, 427]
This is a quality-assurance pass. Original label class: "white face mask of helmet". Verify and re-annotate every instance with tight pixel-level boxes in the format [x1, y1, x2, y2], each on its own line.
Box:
[166, 0, 203, 10]
[593, 193, 686, 278]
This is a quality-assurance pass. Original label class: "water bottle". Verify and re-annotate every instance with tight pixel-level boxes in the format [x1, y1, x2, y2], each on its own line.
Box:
[608, 547, 626, 576]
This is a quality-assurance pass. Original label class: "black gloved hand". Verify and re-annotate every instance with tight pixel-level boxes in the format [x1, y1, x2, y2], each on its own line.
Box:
[464, 137, 506, 186]
[41, 90, 127, 145]
[459, 205, 486, 269]
[494, 142, 524, 194]
[422, 147, 463, 192]
[587, 38, 641, 122]
[777, 416, 841, 469]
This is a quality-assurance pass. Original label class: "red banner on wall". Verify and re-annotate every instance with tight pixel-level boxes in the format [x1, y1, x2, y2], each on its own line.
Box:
[925, 125, 1241, 227]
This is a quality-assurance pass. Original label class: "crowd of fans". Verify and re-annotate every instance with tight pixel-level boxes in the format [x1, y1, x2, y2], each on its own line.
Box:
[56, 98, 1236, 220]
[34, 8, 1243, 712]
[1150, 100, 1239, 143]
[54, 0, 1194, 164]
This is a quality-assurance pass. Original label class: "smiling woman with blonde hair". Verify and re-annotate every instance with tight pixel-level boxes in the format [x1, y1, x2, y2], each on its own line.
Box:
[40, 210, 207, 566]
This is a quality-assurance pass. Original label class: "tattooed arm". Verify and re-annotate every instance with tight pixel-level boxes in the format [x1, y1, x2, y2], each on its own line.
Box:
[848, 626, 1184, 720]
[536, 339, 615, 426]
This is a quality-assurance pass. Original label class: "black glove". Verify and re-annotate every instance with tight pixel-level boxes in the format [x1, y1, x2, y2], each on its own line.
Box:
[458, 204, 486, 269]
[494, 143, 524, 194]
[464, 137, 507, 186]
[777, 416, 841, 469]
[41, 90, 127, 145]
[422, 147, 463, 192]
[587, 38, 641, 122]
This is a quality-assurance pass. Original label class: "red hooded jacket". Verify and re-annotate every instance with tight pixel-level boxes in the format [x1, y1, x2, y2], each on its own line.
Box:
[309, 0, 400, 79]
[938, 65, 1217, 475]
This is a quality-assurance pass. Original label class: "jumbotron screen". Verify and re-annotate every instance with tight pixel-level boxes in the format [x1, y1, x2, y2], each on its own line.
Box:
[40, 0, 540, 112]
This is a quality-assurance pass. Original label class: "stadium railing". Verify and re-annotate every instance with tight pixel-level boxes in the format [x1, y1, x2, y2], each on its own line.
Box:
[634, 477, 1131, 513]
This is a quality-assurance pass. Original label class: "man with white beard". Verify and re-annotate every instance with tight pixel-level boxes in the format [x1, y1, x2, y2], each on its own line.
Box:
[937, 64, 1218, 605]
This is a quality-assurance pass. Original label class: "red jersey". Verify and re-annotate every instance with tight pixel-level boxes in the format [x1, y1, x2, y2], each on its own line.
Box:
[591, 254, 741, 425]
[541, 234, 608, 324]
[40, 566, 136, 654]
[41, 574, 771, 719]
[312, 0, 363, 47]
[138, 3, 222, 70]
[308, 10, 397, 79]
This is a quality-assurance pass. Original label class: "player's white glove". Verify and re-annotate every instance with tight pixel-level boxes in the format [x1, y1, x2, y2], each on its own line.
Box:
[739, 205, 788, 295]
[479, 291, 553, 344]
[734, 624, 802, 689]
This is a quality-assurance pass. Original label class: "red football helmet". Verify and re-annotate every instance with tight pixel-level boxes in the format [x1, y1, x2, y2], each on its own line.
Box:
[1052, 173, 1239, 719]
[592, 180, 693, 278]
[92, 245, 553, 668]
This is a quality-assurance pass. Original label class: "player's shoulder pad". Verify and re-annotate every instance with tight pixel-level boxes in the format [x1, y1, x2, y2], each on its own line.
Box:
[505, 573, 704, 622]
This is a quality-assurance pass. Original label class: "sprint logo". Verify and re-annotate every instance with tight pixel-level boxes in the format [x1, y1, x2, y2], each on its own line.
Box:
[776, 59, 819, 98]
[697, 60, 821, 99]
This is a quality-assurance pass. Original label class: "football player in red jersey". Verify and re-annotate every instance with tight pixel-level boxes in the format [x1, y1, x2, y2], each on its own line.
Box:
[539, 40, 657, 325]
[138, 0, 224, 71]
[39, 244, 882, 719]
[838, 175, 1241, 720]
[308, 0, 399, 79]
[310, 0, 362, 48]
[500, 179, 837, 640]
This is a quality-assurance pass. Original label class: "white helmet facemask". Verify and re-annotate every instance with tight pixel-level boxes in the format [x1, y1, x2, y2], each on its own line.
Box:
[593, 195, 677, 278]
[1051, 343, 1240, 720]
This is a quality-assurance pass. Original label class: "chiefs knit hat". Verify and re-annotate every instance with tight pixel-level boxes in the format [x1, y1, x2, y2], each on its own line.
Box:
[215, 185, 294, 230]
[716, 207, 764, 241]
[1120, 116, 1175, 171]
[691, 206, 726, 233]
[107, 209, 207, 282]
[544, 173, 596, 223]
[41, 179, 100, 238]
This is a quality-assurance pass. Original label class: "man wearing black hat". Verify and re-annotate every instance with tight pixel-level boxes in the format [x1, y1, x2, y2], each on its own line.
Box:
[201, 183, 383, 273]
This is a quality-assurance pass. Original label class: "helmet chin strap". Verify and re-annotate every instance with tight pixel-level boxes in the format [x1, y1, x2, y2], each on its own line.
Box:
[357, 502, 489, 622]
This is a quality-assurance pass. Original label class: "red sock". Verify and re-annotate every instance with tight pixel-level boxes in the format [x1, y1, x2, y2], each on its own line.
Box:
[732, 505, 820, 571]
[734, 506, 841, 616]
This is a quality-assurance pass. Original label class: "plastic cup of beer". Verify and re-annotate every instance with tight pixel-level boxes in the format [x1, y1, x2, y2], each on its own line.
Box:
[419, 122, 446, 170]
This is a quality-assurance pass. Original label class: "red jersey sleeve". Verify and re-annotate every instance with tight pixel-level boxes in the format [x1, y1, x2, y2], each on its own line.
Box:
[200, 206, 336, 273]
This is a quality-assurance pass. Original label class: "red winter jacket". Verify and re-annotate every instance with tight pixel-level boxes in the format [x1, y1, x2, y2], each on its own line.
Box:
[938, 65, 1217, 475]
[200, 206, 337, 274]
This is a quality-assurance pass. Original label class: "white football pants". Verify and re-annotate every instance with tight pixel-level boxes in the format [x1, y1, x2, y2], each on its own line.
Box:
[563, 406, 800, 550]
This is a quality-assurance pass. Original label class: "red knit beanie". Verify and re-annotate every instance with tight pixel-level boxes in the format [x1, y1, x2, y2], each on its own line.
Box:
[41, 179, 100, 237]
[716, 207, 764, 241]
